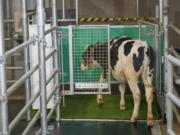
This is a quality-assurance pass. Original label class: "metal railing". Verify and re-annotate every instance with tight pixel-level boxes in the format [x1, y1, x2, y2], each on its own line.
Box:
[0, 0, 60, 135]
[165, 24, 180, 135]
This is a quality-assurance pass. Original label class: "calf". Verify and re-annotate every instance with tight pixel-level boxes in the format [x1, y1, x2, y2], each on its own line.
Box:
[80, 36, 154, 126]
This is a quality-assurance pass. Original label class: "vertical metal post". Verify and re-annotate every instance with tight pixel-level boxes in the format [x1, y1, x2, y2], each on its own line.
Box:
[0, 0, 9, 134]
[166, 59, 173, 134]
[52, 0, 61, 121]
[22, 0, 32, 121]
[138, 22, 141, 40]
[36, 0, 48, 134]
[136, 0, 139, 17]
[107, 25, 111, 94]
[163, 0, 169, 97]
[159, 0, 163, 23]
[62, 0, 65, 19]
[75, 0, 78, 24]
[69, 25, 74, 95]
[155, 25, 159, 91]
[163, 0, 173, 134]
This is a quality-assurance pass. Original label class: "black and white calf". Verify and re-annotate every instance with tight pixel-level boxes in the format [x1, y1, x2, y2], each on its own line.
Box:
[80, 36, 154, 126]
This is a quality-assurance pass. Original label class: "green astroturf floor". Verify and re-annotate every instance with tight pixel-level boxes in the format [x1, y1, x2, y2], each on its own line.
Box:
[61, 95, 159, 120]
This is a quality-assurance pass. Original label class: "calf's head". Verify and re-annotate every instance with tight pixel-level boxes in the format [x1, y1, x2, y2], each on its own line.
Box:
[80, 44, 100, 71]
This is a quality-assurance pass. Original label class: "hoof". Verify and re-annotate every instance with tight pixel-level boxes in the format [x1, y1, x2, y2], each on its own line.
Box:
[120, 105, 126, 110]
[147, 118, 154, 127]
[130, 117, 137, 123]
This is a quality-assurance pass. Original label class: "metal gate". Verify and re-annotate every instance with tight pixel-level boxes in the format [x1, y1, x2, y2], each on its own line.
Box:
[60, 25, 111, 95]
[139, 21, 165, 118]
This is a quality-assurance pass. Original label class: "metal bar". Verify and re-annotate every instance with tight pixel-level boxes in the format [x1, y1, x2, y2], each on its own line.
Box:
[155, 25, 160, 91]
[45, 49, 57, 61]
[3, 19, 14, 23]
[75, 0, 78, 24]
[166, 54, 180, 67]
[69, 26, 74, 95]
[159, 0, 163, 23]
[9, 91, 40, 133]
[4, 38, 12, 41]
[0, 0, 9, 134]
[169, 24, 180, 35]
[107, 26, 111, 94]
[62, 0, 65, 19]
[52, 0, 61, 121]
[167, 92, 180, 108]
[6, 80, 16, 83]
[22, 0, 33, 121]
[47, 84, 59, 103]
[22, 84, 59, 135]
[45, 26, 58, 35]
[27, 11, 36, 17]
[139, 20, 158, 26]
[22, 110, 40, 135]
[136, 0, 139, 17]
[36, 0, 48, 134]
[7, 65, 39, 96]
[46, 69, 58, 85]
[47, 100, 59, 121]
[57, 19, 76, 22]
[5, 67, 24, 70]
[4, 38, 36, 59]
[9, 69, 59, 132]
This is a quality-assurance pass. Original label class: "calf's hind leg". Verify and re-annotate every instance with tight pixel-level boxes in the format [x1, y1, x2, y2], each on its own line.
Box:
[127, 79, 141, 123]
[119, 83, 126, 110]
[142, 72, 154, 126]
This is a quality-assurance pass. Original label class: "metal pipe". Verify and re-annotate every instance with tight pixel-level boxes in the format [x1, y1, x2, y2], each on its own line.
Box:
[139, 20, 158, 26]
[22, 84, 59, 135]
[46, 69, 58, 85]
[159, 0, 163, 23]
[7, 65, 39, 96]
[69, 26, 74, 95]
[136, 0, 139, 17]
[4, 38, 12, 41]
[9, 69, 59, 132]
[22, 0, 32, 121]
[75, 0, 78, 24]
[27, 11, 36, 17]
[169, 24, 180, 35]
[4, 37, 36, 59]
[6, 80, 16, 83]
[47, 100, 59, 121]
[3, 19, 14, 23]
[36, 0, 48, 134]
[9, 91, 40, 133]
[166, 54, 180, 67]
[5, 67, 24, 70]
[45, 49, 57, 61]
[45, 26, 58, 35]
[62, 0, 65, 19]
[0, 0, 9, 134]
[22, 110, 40, 135]
[167, 92, 180, 108]
[52, 0, 61, 121]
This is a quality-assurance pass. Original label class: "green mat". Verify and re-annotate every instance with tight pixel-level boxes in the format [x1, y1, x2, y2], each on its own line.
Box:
[61, 95, 159, 120]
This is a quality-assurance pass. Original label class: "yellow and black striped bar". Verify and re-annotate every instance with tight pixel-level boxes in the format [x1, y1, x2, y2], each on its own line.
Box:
[79, 17, 155, 23]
